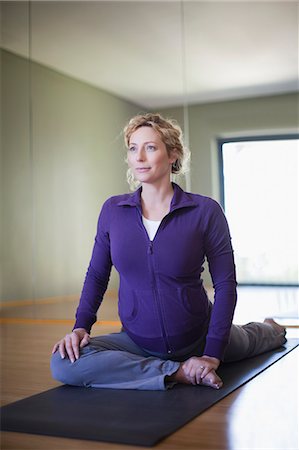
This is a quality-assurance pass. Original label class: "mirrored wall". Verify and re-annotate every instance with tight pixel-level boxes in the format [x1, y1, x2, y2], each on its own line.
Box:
[1, 1, 298, 321]
[1, 1, 187, 320]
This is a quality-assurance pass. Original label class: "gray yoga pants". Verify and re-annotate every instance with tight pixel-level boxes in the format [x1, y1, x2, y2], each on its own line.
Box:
[51, 320, 287, 391]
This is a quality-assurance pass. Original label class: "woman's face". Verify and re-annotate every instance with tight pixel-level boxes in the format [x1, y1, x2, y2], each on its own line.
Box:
[127, 126, 176, 186]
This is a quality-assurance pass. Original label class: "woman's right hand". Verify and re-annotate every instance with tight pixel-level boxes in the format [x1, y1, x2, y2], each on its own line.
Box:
[52, 328, 90, 363]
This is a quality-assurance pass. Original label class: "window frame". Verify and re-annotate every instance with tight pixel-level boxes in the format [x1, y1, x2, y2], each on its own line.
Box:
[218, 133, 299, 287]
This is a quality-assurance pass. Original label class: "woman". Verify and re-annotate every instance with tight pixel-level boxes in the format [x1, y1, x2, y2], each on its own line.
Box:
[51, 113, 286, 390]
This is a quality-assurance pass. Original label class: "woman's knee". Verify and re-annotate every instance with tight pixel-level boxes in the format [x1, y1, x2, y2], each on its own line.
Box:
[50, 351, 84, 386]
[223, 325, 251, 362]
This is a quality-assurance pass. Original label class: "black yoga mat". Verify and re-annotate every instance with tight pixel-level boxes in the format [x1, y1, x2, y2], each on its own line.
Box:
[1, 339, 298, 447]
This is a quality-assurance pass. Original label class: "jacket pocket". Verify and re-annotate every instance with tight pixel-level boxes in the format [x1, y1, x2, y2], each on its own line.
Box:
[182, 285, 209, 317]
[118, 288, 162, 338]
[160, 286, 209, 336]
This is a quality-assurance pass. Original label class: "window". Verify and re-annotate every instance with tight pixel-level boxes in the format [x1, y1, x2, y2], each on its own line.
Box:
[219, 135, 299, 286]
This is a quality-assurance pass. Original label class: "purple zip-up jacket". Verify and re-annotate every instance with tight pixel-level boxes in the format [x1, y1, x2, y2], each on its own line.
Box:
[74, 183, 237, 360]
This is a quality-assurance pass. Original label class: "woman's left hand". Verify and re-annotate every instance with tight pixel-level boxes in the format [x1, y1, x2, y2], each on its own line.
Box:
[182, 355, 220, 385]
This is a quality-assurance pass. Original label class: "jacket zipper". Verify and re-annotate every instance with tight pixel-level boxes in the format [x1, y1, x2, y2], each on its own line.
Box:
[140, 213, 172, 354]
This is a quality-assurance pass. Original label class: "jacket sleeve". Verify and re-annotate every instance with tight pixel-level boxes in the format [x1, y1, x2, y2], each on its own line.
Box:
[203, 199, 237, 360]
[73, 200, 112, 333]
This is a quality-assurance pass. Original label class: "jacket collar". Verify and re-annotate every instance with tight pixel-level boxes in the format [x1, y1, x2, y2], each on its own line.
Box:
[117, 183, 197, 212]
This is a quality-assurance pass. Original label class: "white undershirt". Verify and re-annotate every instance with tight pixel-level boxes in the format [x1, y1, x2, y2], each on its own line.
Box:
[142, 216, 161, 241]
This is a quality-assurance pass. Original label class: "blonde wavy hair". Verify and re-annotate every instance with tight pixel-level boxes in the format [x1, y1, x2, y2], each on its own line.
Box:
[123, 113, 190, 190]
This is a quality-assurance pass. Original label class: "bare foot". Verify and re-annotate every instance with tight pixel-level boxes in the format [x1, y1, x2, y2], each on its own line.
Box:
[167, 364, 223, 389]
[200, 370, 223, 390]
[166, 364, 193, 385]
[264, 318, 286, 335]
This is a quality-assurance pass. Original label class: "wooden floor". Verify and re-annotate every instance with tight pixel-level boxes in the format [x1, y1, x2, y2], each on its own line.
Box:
[1, 291, 299, 450]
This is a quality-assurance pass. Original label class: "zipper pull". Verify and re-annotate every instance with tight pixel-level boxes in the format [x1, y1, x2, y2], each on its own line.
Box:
[148, 241, 153, 254]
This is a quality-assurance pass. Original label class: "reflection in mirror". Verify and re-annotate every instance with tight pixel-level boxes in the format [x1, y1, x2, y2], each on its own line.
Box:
[1, 1, 36, 317]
